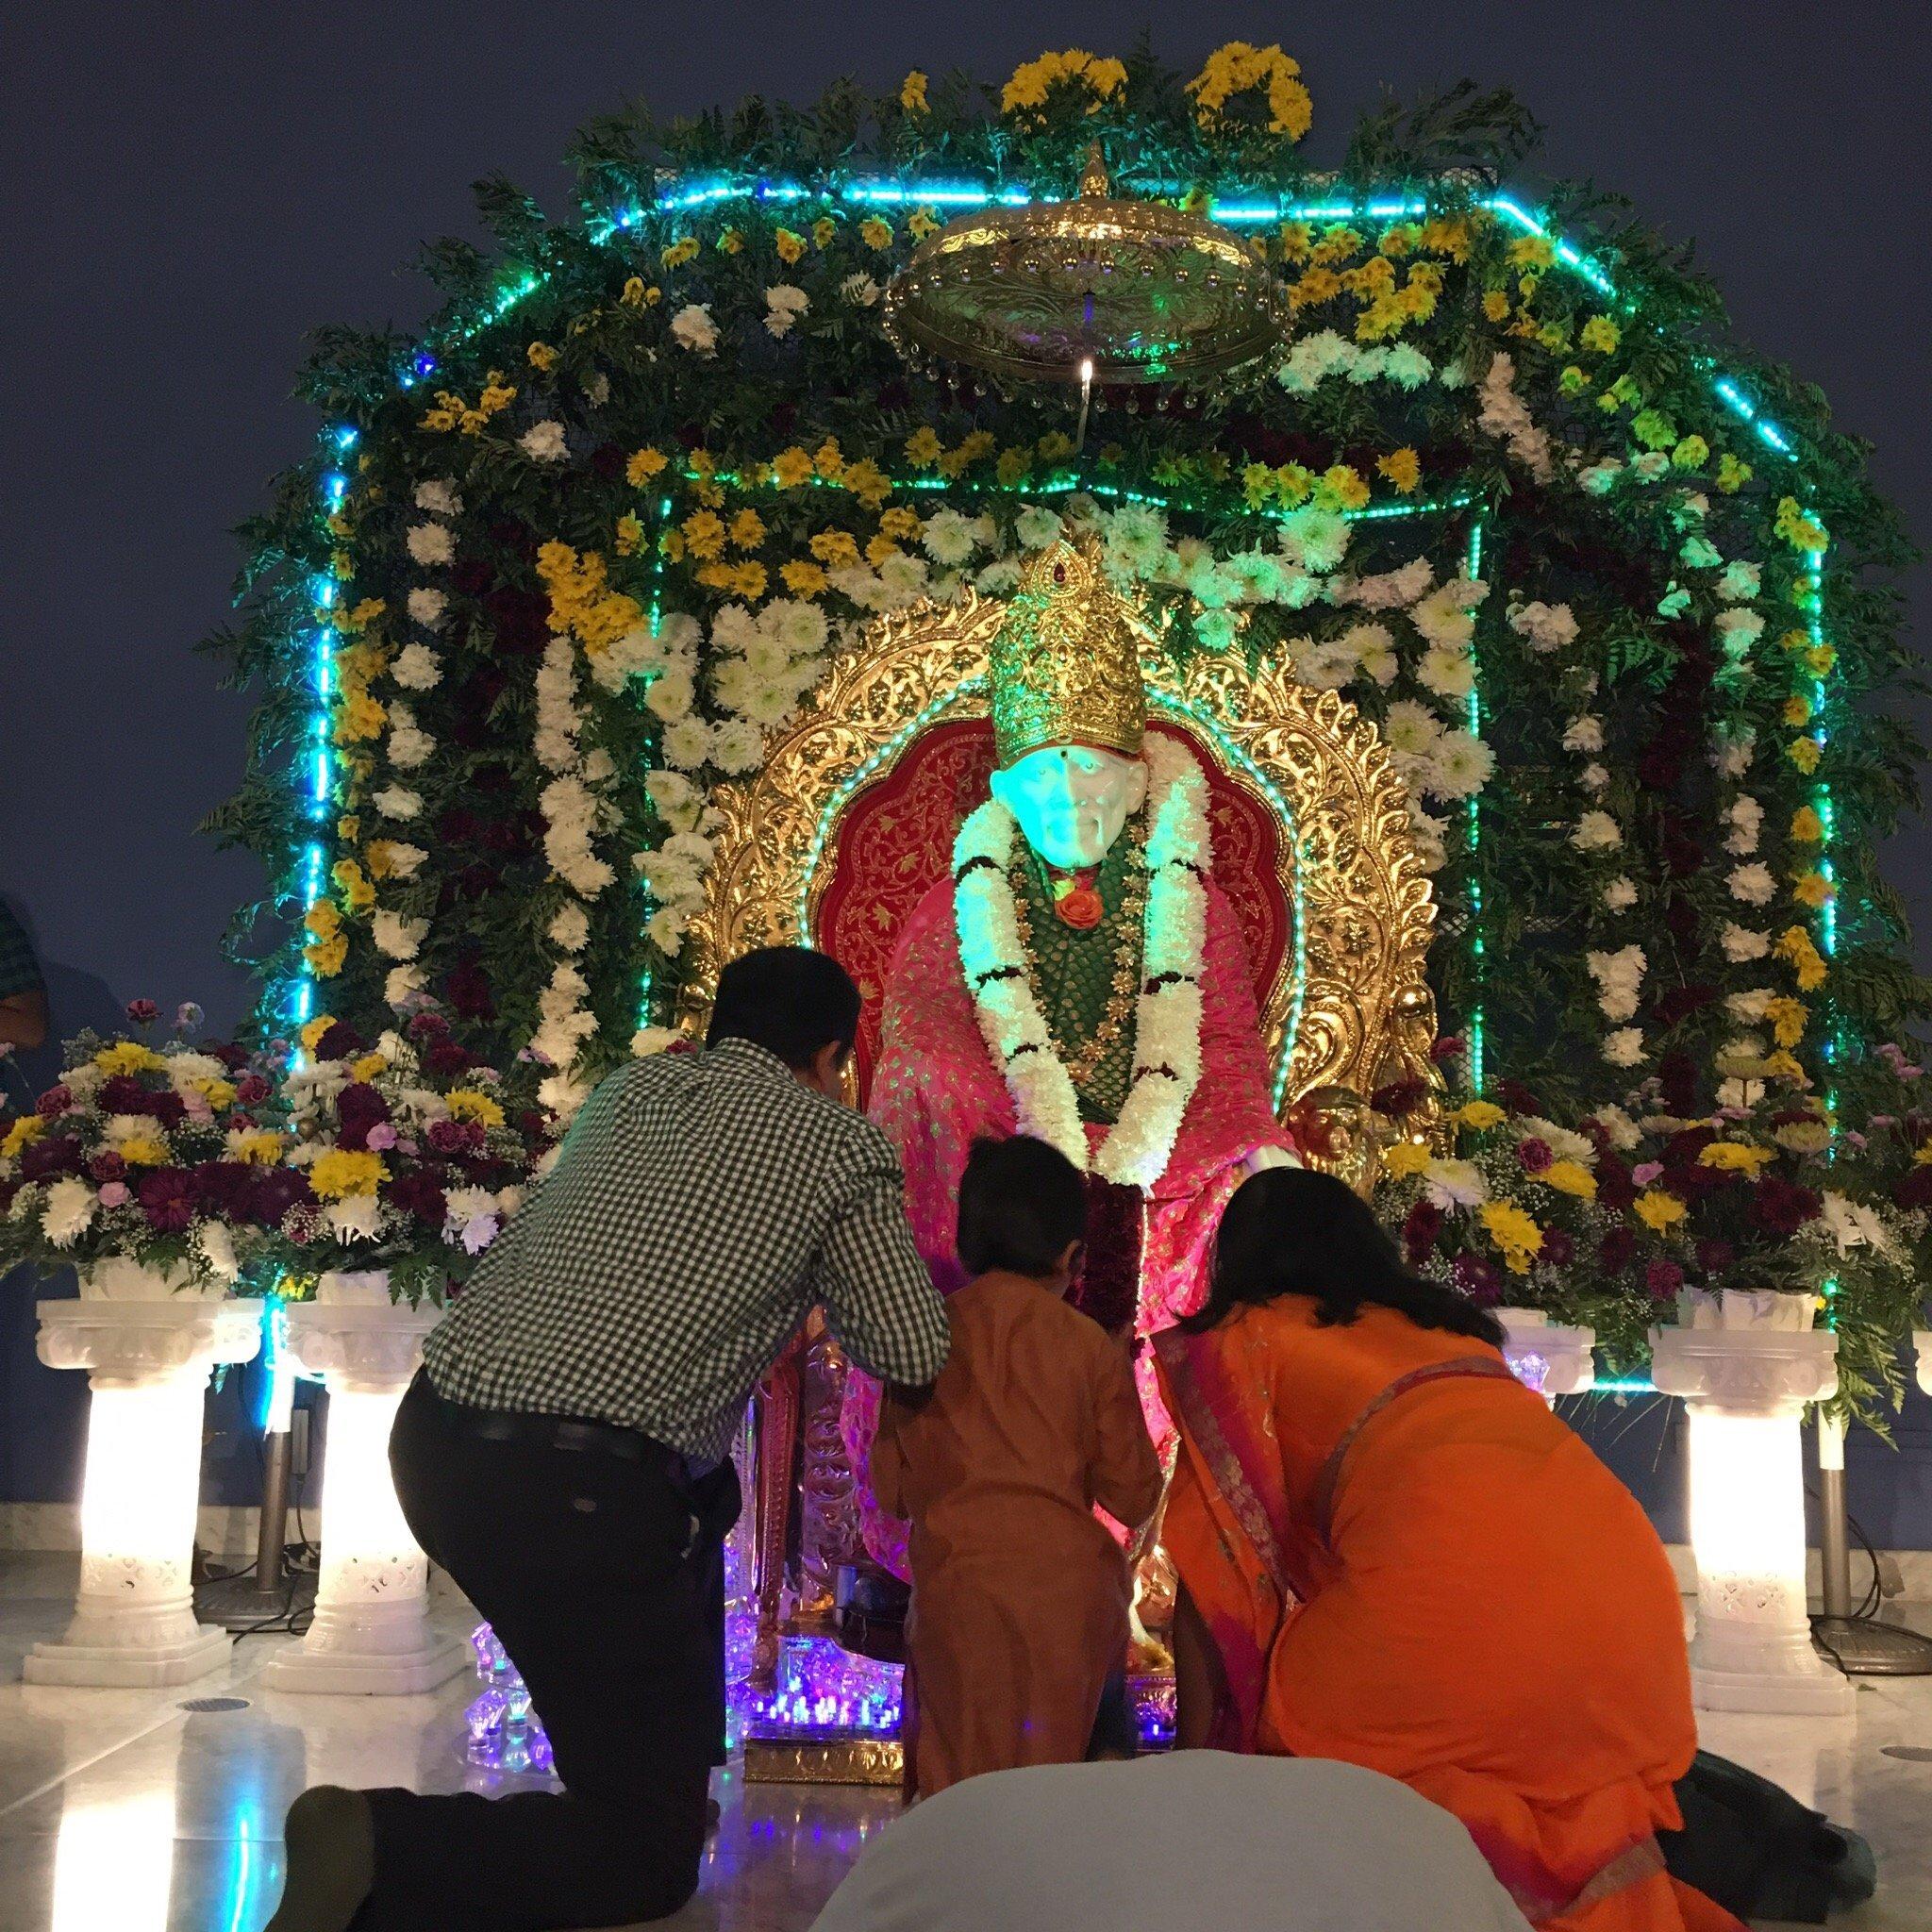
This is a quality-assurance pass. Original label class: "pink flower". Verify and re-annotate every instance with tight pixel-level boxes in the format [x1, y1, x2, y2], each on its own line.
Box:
[97, 1181, 131, 1208]
[125, 998, 158, 1025]
[1632, 1161, 1664, 1187]
[366, 1123, 399, 1152]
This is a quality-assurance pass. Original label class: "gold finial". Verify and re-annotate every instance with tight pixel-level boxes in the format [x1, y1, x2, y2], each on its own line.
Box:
[989, 532, 1147, 766]
[1078, 142, 1109, 199]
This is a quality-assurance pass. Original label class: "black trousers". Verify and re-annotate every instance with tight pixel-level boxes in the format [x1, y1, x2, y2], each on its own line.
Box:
[357, 1374, 740, 1930]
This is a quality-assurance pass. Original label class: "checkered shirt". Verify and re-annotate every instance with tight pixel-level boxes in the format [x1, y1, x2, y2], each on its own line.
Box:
[423, 1037, 952, 1462]
[0, 903, 42, 1003]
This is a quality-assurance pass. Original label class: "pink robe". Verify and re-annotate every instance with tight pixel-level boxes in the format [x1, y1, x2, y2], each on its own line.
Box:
[845, 871, 1291, 1575]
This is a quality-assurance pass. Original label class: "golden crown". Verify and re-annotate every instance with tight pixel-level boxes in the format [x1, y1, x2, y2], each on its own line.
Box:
[989, 533, 1147, 766]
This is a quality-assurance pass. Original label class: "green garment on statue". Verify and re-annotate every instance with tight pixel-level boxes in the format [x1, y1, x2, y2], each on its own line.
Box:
[1014, 834, 1143, 1125]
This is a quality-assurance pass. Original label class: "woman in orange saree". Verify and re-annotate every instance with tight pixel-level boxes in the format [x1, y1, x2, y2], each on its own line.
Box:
[1153, 1168, 1743, 1932]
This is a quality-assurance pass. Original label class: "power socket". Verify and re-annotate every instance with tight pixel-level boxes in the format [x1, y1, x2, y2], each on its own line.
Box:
[290, 1407, 313, 1482]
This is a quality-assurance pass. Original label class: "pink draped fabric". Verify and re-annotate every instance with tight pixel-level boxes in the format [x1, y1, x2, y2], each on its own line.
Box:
[844, 871, 1291, 1576]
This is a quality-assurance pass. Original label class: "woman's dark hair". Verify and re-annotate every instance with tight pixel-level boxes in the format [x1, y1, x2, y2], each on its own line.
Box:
[706, 946, 861, 1069]
[957, 1135, 1087, 1279]
[1181, 1165, 1505, 1344]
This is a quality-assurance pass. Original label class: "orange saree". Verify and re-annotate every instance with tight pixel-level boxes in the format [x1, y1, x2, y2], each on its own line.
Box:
[1154, 1299, 1743, 1932]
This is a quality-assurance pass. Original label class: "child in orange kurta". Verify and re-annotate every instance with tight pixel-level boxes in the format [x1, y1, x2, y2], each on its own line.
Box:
[874, 1136, 1164, 1800]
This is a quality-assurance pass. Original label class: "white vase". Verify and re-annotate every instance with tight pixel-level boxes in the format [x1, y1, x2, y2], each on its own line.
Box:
[78, 1255, 226, 1302]
[1651, 1297, 1852, 1717]
[261, 1268, 464, 1695]
[1492, 1307, 1595, 1403]
[1913, 1329, 1932, 1399]
[25, 1291, 263, 1687]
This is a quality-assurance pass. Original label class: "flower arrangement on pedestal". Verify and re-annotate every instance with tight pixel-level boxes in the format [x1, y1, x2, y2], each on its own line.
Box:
[0, 1002, 289, 1293]
[275, 1006, 553, 1304]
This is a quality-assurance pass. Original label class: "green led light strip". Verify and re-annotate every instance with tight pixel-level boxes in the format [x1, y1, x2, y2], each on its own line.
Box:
[1464, 518, 1487, 1093]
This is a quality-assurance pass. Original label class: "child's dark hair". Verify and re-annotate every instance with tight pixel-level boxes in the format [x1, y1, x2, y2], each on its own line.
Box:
[957, 1135, 1087, 1279]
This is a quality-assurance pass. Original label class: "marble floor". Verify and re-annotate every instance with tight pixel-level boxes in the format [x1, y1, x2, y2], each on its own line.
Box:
[0, 1554, 1927, 1931]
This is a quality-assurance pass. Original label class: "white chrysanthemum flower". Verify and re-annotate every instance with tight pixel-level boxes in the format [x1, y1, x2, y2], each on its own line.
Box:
[1588, 944, 1647, 1023]
[763, 284, 809, 338]
[196, 1220, 240, 1282]
[710, 719, 765, 774]
[384, 963, 426, 1007]
[390, 642, 441, 691]
[1103, 503, 1168, 578]
[643, 769, 701, 829]
[1721, 924, 1771, 962]
[1407, 805, 1448, 873]
[1383, 699, 1441, 758]
[1384, 343, 1433, 389]
[1604, 1027, 1646, 1067]
[1427, 730, 1494, 800]
[645, 667, 696, 723]
[1727, 863, 1776, 906]
[406, 523, 454, 567]
[1716, 560, 1762, 601]
[921, 508, 978, 566]
[1222, 550, 1288, 605]
[840, 273, 882, 307]
[382, 842, 426, 880]
[1279, 507, 1351, 575]
[876, 551, 929, 607]
[1727, 988, 1774, 1024]
[659, 717, 712, 771]
[765, 599, 828, 657]
[829, 564, 887, 609]
[372, 910, 427, 960]
[1631, 451, 1670, 482]
[1418, 645, 1475, 702]
[548, 903, 591, 953]
[1577, 460, 1624, 496]
[1298, 638, 1359, 690]
[1423, 1158, 1488, 1208]
[519, 421, 569, 463]
[1724, 795, 1763, 856]
[670, 303, 719, 354]
[387, 725, 435, 769]
[975, 558, 1022, 597]
[373, 786, 421, 821]
[738, 681, 798, 727]
[1604, 874, 1639, 911]
[1572, 811, 1624, 853]
[1714, 608, 1765, 657]
[1579, 762, 1610, 794]
[406, 587, 447, 629]
[1014, 504, 1063, 550]
[1562, 714, 1605, 755]
[647, 907, 687, 955]
[709, 604, 759, 655]
[631, 1025, 682, 1058]
[1509, 600, 1578, 652]
[41, 1176, 97, 1248]
[1714, 730, 1757, 779]
[413, 480, 461, 517]
[327, 1194, 385, 1242]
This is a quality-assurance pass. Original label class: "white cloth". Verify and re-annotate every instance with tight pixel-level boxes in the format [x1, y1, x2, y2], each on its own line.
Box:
[809, 1752, 1531, 1932]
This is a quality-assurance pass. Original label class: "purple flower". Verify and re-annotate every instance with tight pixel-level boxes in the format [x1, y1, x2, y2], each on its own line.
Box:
[125, 998, 158, 1026]
[175, 1002, 205, 1035]
[36, 1085, 74, 1119]
[20, 1137, 81, 1181]
[1516, 1137, 1554, 1174]
[335, 1083, 391, 1152]
[366, 1122, 398, 1152]
[1645, 1259, 1685, 1302]
[137, 1167, 196, 1233]
[89, 1150, 127, 1182]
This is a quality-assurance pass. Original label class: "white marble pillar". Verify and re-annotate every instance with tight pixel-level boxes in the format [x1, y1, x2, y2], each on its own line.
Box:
[1651, 1301, 1853, 1715]
[261, 1271, 464, 1695]
[1493, 1307, 1595, 1404]
[25, 1291, 262, 1688]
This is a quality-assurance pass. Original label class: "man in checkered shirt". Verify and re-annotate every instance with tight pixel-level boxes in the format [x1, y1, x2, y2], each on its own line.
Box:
[272, 948, 950, 1932]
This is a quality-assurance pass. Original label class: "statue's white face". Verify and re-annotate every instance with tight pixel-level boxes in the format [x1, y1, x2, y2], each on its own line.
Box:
[991, 743, 1148, 870]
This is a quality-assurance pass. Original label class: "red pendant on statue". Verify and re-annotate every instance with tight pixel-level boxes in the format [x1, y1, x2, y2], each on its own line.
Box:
[1053, 872, 1105, 930]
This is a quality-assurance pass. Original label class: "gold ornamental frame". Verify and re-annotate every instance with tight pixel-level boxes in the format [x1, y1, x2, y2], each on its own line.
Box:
[677, 588, 1440, 1116]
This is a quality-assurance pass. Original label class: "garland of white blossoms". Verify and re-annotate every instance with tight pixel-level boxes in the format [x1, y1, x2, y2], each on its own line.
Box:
[954, 731, 1208, 1189]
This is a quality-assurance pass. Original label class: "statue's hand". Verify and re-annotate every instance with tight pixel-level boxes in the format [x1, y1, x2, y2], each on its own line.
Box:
[1242, 1143, 1300, 1177]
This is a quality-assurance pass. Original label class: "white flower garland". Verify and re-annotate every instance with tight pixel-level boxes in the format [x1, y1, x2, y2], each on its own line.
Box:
[954, 732, 1208, 1189]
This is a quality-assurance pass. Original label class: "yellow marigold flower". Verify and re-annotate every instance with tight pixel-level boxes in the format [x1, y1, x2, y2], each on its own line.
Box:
[1699, 1141, 1776, 1174]
[908, 208, 941, 241]
[865, 533, 901, 567]
[1377, 447, 1422, 494]
[420, 400, 460, 432]
[1480, 1199, 1544, 1274]
[1672, 434, 1709, 469]
[333, 690, 386, 743]
[771, 446, 813, 489]
[1417, 215, 1473, 260]
[118, 1135, 171, 1168]
[446, 1088, 506, 1129]
[1542, 1160, 1598, 1200]
[1309, 225, 1362, 267]
[1274, 464, 1312, 508]
[626, 447, 668, 486]
[1763, 1049, 1807, 1085]
[904, 426, 943, 468]
[1037, 430, 1074, 462]
[1634, 1189, 1688, 1234]
[1715, 454, 1753, 493]
[1241, 463, 1275, 509]
[1914, 1139, 1932, 1168]
[813, 438, 845, 480]
[230, 1132, 286, 1166]
[1792, 869, 1835, 910]
[1454, 1101, 1507, 1130]
[729, 508, 766, 550]
[620, 276, 648, 307]
[995, 446, 1031, 487]
[351, 1053, 388, 1082]
[900, 69, 929, 114]
[1782, 692, 1813, 727]
[812, 216, 836, 248]
[681, 509, 726, 560]
[308, 1148, 389, 1200]
[1379, 223, 1418, 258]
[614, 512, 644, 557]
[774, 227, 806, 264]
[2, 1116, 46, 1157]
[1286, 267, 1341, 309]
[337, 816, 360, 845]
[332, 861, 375, 912]
[717, 228, 745, 255]
[1381, 1140, 1432, 1179]
[1807, 643, 1837, 676]
[476, 376, 517, 417]
[304, 904, 341, 943]
[732, 561, 768, 600]
[1507, 234, 1555, 270]
[878, 507, 923, 541]
[526, 341, 558, 371]
[299, 1015, 334, 1054]
[781, 559, 828, 596]
[1482, 289, 1511, 323]
[1278, 221, 1312, 261]
[695, 561, 737, 592]
[859, 217, 893, 252]
[842, 458, 891, 509]
[1762, 996, 1808, 1049]
[1786, 735, 1824, 774]
[809, 530, 860, 569]
[1790, 805, 1824, 843]
[1579, 314, 1621, 355]
[347, 597, 386, 632]
[1316, 464, 1370, 511]
[1559, 364, 1591, 396]
[1774, 924, 1827, 991]
[661, 236, 699, 269]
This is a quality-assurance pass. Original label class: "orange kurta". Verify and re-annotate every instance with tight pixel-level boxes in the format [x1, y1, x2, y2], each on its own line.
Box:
[1155, 1299, 1742, 1932]
[875, 1272, 1163, 1799]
